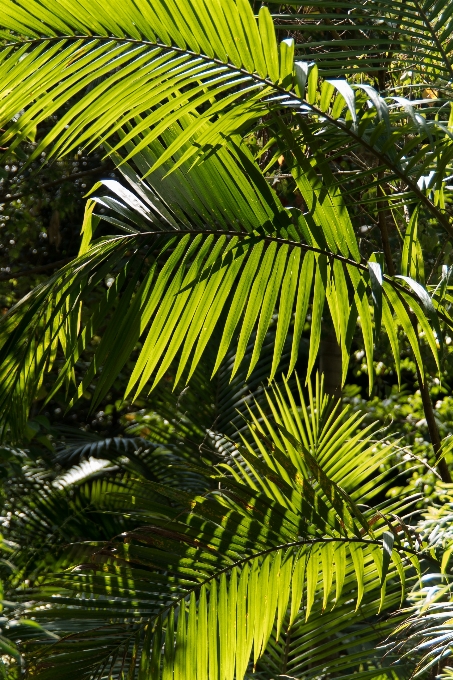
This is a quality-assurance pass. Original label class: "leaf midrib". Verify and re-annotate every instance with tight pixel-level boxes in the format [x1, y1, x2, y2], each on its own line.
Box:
[4, 34, 453, 240]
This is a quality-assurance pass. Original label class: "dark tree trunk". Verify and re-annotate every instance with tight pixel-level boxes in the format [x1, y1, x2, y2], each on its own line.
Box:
[319, 327, 342, 398]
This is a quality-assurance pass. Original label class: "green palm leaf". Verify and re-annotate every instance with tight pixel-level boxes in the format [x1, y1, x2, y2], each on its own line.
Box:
[0, 0, 281, 161]
[0, 3, 451, 677]
[388, 486, 453, 676]
[1, 0, 453, 247]
[0, 128, 445, 438]
[20, 381, 425, 680]
[267, 0, 453, 81]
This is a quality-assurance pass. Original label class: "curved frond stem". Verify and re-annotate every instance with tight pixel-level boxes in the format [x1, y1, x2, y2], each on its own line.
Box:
[87, 533, 431, 628]
[191, 537, 434, 582]
[83, 227, 453, 328]
[3, 34, 452, 239]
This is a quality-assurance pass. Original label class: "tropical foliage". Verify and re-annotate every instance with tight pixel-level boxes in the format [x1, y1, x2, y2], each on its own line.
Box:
[2, 0, 453, 435]
[0, 379, 428, 679]
[2, 0, 453, 678]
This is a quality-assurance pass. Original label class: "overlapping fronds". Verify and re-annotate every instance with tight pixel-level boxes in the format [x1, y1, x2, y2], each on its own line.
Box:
[0, 130, 445, 439]
[54, 428, 208, 491]
[0, 0, 450, 442]
[20, 384, 425, 680]
[392, 578, 453, 676]
[1, 0, 453, 243]
[0, 3, 452, 678]
[388, 486, 453, 676]
[0, 0, 299, 161]
[0, 460, 137, 584]
[0, 425, 209, 592]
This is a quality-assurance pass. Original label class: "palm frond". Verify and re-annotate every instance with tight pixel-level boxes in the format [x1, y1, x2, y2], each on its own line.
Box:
[0, 128, 445, 439]
[268, 0, 453, 80]
[389, 484, 453, 677]
[0, 463, 136, 584]
[0, 0, 286, 161]
[20, 383, 425, 680]
[54, 427, 208, 492]
[1, 0, 453, 248]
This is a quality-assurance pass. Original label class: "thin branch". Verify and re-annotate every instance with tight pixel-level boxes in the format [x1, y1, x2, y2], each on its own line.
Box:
[415, 359, 451, 483]
[377, 173, 396, 276]
[0, 258, 72, 281]
[0, 165, 109, 206]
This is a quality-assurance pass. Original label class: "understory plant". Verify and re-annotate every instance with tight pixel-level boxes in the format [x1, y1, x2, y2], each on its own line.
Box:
[1, 0, 453, 677]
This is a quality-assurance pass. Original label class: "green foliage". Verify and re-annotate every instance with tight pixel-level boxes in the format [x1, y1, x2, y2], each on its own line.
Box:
[16, 382, 424, 680]
[0, 0, 453, 439]
[388, 487, 453, 677]
[0, 132, 448, 439]
[1, 1, 453, 678]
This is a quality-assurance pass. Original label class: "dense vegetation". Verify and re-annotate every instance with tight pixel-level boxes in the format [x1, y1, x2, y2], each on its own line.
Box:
[2, 0, 453, 677]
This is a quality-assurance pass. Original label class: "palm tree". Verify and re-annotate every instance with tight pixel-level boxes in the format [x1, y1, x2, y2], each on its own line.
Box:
[7, 379, 426, 679]
[0, 0, 451, 445]
[1, 0, 453, 676]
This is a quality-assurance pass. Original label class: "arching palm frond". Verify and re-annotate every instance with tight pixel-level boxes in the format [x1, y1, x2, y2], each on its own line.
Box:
[0, 2, 450, 447]
[0, 4, 451, 677]
[120, 321, 297, 467]
[0, 425, 210, 595]
[55, 428, 209, 494]
[54, 430, 158, 466]
[1, 0, 453, 245]
[1, 462, 136, 584]
[20, 383, 425, 680]
[0, 463, 143, 679]
[0, 128, 444, 440]
[50, 322, 296, 489]
[392, 577, 453, 677]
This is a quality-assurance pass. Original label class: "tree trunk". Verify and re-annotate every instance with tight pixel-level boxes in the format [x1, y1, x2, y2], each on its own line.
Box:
[319, 327, 342, 398]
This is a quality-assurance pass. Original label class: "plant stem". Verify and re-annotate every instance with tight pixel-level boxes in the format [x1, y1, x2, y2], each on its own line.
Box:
[378, 197, 450, 482]
[416, 362, 451, 483]
[377, 178, 395, 277]
[282, 627, 292, 675]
